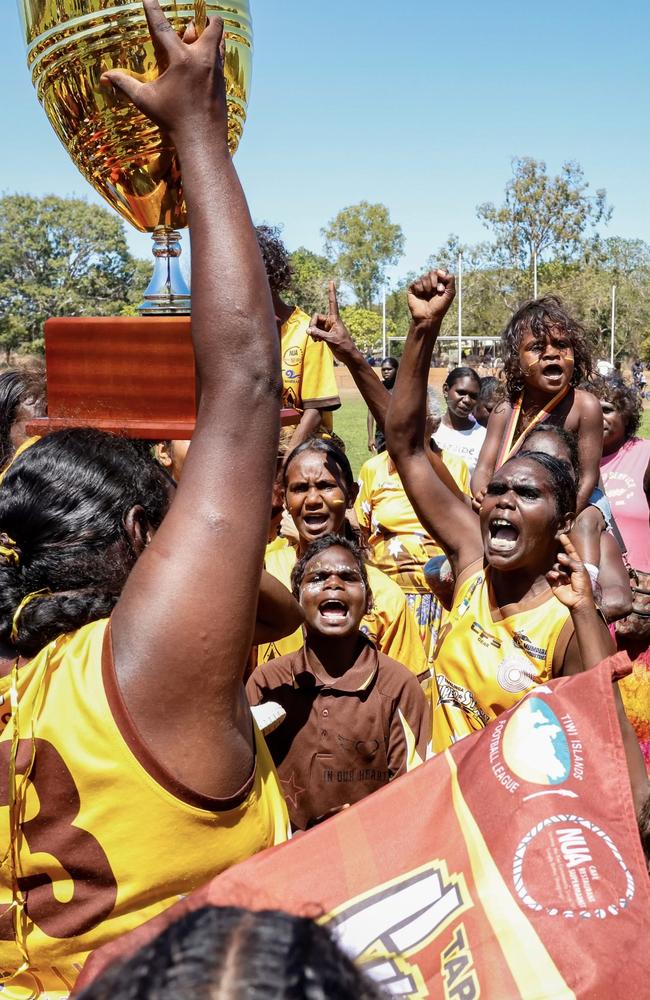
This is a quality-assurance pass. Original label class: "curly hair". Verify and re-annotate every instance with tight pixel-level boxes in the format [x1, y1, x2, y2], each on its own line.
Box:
[0, 429, 171, 657]
[0, 367, 47, 468]
[291, 533, 372, 615]
[501, 296, 593, 400]
[76, 905, 387, 1000]
[583, 376, 641, 438]
[255, 224, 292, 295]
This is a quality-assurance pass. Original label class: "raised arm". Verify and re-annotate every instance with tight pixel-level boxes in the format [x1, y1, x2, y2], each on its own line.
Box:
[106, 3, 280, 798]
[308, 282, 392, 430]
[385, 271, 483, 576]
[575, 392, 604, 513]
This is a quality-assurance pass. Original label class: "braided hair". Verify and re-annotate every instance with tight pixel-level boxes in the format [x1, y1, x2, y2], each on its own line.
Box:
[0, 428, 171, 657]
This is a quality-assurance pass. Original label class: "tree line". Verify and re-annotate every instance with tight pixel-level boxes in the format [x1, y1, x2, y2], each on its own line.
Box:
[1, 157, 649, 364]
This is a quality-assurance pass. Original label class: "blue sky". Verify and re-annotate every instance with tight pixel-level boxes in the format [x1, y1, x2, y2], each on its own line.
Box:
[3, 1, 649, 285]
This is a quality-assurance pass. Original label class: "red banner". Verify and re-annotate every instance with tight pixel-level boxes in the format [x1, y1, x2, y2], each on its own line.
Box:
[77, 655, 650, 998]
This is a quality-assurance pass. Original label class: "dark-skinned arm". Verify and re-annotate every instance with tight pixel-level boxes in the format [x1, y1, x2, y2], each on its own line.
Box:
[105, 1, 280, 799]
[309, 282, 392, 431]
[548, 534, 615, 675]
[470, 402, 509, 507]
[285, 407, 322, 456]
[596, 531, 634, 622]
[311, 281, 465, 501]
[549, 538, 649, 814]
[575, 392, 604, 513]
[253, 569, 304, 644]
[385, 271, 484, 578]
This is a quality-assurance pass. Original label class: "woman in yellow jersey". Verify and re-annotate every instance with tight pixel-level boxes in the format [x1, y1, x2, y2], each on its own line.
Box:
[0, 7, 295, 996]
[385, 268, 614, 751]
[356, 388, 470, 661]
[259, 438, 430, 680]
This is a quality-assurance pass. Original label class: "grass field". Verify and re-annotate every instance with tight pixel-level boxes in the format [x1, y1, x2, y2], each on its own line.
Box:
[334, 396, 650, 479]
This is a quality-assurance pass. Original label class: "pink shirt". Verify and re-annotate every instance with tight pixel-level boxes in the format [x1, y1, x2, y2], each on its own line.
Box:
[601, 437, 650, 572]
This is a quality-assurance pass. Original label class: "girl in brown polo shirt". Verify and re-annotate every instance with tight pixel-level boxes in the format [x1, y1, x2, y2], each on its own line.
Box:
[247, 535, 431, 831]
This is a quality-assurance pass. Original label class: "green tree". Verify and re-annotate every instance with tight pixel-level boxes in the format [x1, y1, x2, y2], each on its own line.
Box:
[287, 247, 333, 315]
[477, 157, 611, 297]
[340, 305, 395, 356]
[322, 202, 404, 308]
[0, 194, 152, 358]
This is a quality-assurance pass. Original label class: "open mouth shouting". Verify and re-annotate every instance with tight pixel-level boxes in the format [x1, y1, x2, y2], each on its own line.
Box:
[302, 513, 332, 536]
[318, 598, 349, 623]
[540, 362, 566, 385]
[488, 518, 520, 554]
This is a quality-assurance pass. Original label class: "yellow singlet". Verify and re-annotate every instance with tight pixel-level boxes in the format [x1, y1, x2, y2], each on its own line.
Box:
[280, 308, 340, 430]
[258, 544, 429, 678]
[432, 560, 574, 751]
[0, 619, 289, 998]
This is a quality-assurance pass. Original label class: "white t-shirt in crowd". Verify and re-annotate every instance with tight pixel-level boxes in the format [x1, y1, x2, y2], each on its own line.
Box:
[433, 417, 487, 473]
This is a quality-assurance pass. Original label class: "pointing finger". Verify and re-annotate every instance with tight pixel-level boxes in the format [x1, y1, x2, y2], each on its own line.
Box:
[328, 281, 340, 318]
[142, 0, 181, 60]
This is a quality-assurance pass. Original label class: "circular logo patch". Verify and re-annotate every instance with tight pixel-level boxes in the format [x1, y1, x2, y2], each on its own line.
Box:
[497, 654, 537, 694]
[512, 814, 635, 919]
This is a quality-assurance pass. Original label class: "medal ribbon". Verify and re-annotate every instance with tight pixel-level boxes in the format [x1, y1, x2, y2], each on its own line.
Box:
[496, 385, 570, 469]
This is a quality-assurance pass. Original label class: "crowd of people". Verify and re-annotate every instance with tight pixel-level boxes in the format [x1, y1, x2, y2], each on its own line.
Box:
[0, 3, 648, 997]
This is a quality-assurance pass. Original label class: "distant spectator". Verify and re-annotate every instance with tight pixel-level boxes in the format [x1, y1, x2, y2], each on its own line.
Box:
[367, 357, 399, 453]
[474, 376, 502, 428]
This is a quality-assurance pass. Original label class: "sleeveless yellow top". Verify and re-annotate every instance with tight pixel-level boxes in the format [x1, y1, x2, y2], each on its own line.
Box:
[0, 619, 289, 998]
[432, 561, 574, 751]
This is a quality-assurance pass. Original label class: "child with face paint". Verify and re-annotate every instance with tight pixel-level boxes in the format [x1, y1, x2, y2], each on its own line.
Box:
[471, 297, 603, 515]
[247, 535, 431, 831]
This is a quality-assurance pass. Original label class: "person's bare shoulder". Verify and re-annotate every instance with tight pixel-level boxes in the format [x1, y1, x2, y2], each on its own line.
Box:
[572, 387, 602, 426]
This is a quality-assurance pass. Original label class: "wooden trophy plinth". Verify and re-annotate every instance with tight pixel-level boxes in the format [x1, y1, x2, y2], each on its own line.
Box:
[26, 316, 298, 439]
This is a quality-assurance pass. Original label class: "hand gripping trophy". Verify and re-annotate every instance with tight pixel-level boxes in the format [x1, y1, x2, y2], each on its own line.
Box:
[15, 1, 255, 438]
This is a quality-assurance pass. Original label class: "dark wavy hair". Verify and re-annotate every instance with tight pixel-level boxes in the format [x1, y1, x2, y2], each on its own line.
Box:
[496, 450, 577, 518]
[501, 296, 593, 400]
[583, 376, 641, 438]
[76, 905, 386, 1000]
[291, 533, 372, 614]
[256, 224, 292, 296]
[522, 425, 580, 481]
[0, 367, 47, 468]
[443, 366, 481, 390]
[0, 428, 171, 657]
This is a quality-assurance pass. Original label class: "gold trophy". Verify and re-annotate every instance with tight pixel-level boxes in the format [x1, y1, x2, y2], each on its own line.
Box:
[17, 0, 253, 313]
[14, 1, 266, 441]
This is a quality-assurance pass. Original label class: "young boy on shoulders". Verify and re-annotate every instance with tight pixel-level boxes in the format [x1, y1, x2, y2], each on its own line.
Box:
[247, 534, 431, 831]
[472, 297, 602, 514]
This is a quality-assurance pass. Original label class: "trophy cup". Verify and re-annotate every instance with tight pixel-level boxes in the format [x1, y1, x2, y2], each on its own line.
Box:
[15, 2, 296, 440]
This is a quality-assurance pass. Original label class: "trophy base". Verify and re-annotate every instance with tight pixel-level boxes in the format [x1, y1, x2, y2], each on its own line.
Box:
[26, 317, 298, 440]
[138, 227, 192, 317]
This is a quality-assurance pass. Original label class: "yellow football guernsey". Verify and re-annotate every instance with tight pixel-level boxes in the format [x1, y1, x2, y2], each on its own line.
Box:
[281, 308, 340, 432]
[0, 619, 289, 998]
[257, 544, 429, 678]
[355, 450, 470, 592]
[432, 560, 574, 751]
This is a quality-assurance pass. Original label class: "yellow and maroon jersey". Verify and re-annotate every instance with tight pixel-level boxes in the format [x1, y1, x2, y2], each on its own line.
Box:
[432, 561, 573, 751]
[281, 308, 340, 432]
[0, 619, 289, 998]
